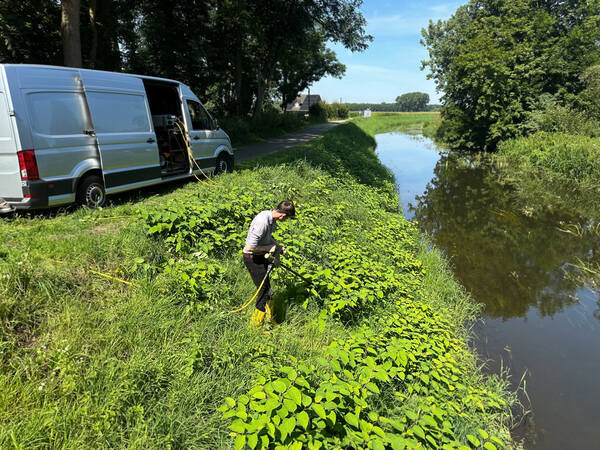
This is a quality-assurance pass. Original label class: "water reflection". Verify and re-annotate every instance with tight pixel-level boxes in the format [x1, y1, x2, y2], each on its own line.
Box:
[406, 152, 600, 319]
[375, 132, 600, 449]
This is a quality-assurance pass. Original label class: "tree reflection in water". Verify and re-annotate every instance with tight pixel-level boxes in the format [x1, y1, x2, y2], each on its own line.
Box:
[409, 153, 600, 320]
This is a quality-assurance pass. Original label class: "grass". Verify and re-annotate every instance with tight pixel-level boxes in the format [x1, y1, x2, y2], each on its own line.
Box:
[497, 132, 600, 188]
[0, 112, 514, 448]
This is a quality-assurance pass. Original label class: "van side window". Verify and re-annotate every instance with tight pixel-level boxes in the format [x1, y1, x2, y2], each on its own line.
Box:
[187, 100, 211, 130]
[86, 93, 150, 133]
[26, 92, 92, 135]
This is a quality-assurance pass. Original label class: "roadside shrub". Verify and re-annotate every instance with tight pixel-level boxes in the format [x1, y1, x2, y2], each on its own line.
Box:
[309, 101, 328, 121]
[310, 101, 350, 121]
[219, 108, 310, 147]
[328, 102, 349, 119]
[219, 115, 252, 145]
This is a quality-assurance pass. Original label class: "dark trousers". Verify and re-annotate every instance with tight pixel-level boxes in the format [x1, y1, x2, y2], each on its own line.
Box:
[243, 254, 273, 312]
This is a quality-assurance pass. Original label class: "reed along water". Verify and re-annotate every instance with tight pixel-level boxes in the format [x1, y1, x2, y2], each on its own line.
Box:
[375, 132, 600, 450]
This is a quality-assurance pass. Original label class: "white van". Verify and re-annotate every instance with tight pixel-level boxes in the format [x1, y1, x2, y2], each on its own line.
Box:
[0, 64, 234, 212]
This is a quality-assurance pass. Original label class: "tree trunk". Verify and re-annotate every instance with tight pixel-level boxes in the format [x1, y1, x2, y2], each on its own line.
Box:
[235, 40, 243, 115]
[234, 0, 244, 115]
[61, 0, 82, 67]
[88, 0, 98, 68]
[254, 76, 268, 117]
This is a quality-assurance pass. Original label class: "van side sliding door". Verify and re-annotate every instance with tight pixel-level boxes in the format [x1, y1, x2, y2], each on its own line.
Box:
[80, 72, 160, 192]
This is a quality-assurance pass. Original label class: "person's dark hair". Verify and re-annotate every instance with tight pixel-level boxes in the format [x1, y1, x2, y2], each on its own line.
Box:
[276, 200, 295, 217]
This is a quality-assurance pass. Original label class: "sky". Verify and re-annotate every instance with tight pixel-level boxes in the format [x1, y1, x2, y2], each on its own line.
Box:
[311, 0, 465, 104]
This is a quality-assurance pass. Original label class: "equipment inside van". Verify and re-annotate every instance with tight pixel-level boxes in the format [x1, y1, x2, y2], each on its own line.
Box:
[0, 64, 234, 212]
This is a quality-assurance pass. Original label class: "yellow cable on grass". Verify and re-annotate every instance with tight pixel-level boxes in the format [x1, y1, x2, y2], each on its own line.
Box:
[88, 269, 140, 288]
[229, 276, 268, 313]
[80, 215, 135, 222]
[45, 258, 139, 288]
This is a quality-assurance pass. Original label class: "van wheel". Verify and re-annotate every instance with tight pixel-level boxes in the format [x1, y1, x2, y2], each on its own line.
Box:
[215, 153, 233, 175]
[77, 175, 106, 209]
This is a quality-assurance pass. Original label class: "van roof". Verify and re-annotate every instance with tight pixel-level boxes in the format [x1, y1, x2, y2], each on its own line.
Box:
[0, 64, 186, 89]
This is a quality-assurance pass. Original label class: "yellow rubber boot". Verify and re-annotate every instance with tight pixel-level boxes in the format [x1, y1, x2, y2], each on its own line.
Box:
[265, 299, 275, 323]
[250, 309, 265, 327]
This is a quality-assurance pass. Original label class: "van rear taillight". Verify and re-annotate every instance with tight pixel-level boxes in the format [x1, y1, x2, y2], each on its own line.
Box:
[17, 150, 39, 180]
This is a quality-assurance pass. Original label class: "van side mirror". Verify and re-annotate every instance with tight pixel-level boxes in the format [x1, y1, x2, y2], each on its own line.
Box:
[212, 118, 220, 130]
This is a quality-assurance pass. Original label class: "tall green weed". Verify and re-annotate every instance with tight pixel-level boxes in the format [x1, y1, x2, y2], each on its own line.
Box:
[498, 132, 600, 186]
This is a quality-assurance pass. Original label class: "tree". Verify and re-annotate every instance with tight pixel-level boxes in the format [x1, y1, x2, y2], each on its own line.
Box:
[0, 0, 368, 119]
[0, 0, 62, 64]
[245, 0, 371, 117]
[421, 0, 600, 150]
[61, 0, 83, 67]
[279, 32, 345, 111]
[395, 92, 429, 112]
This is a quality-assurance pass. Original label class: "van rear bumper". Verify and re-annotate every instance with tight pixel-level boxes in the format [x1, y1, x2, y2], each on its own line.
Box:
[1, 179, 53, 212]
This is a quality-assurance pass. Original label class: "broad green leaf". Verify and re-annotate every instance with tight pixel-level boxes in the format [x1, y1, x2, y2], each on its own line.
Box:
[272, 380, 286, 393]
[366, 382, 380, 394]
[373, 440, 385, 450]
[230, 419, 245, 434]
[411, 425, 425, 440]
[234, 434, 246, 450]
[297, 410, 310, 430]
[466, 435, 481, 447]
[265, 397, 280, 411]
[286, 386, 302, 405]
[345, 412, 359, 428]
[247, 433, 258, 449]
[313, 404, 326, 419]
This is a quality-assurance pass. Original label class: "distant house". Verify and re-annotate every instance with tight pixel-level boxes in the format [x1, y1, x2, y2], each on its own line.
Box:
[286, 94, 322, 112]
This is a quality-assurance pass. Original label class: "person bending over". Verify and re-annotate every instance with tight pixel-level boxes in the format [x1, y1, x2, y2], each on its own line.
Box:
[243, 200, 295, 327]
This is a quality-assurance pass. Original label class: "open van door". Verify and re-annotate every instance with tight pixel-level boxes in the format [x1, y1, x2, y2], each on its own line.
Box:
[79, 71, 161, 191]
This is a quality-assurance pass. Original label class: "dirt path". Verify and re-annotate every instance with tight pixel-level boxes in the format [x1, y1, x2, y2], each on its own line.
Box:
[234, 120, 345, 163]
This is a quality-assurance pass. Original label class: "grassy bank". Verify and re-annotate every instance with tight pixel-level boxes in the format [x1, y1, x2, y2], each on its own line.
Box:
[0, 113, 513, 448]
[497, 132, 600, 188]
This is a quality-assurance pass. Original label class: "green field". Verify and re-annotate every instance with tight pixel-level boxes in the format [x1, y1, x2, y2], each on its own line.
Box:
[0, 113, 514, 449]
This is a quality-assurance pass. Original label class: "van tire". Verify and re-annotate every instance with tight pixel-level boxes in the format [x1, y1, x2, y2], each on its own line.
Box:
[77, 175, 106, 209]
[215, 153, 233, 175]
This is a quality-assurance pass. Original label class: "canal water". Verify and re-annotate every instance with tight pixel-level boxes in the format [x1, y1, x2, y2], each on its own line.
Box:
[375, 132, 600, 450]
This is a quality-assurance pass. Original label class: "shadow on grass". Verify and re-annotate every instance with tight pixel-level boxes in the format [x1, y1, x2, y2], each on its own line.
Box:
[237, 121, 394, 190]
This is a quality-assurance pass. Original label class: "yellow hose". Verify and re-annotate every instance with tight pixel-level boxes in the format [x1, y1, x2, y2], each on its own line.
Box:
[174, 121, 217, 186]
[88, 269, 140, 287]
[229, 270, 269, 313]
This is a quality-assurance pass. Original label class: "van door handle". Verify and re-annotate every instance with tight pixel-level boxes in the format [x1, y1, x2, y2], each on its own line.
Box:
[84, 129, 96, 136]
[147, 138, 156, 143]
[192, 136, 200, 140]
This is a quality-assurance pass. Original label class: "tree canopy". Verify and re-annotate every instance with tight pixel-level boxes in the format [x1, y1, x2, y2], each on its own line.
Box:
[0, 0, 371, 117]
[421, 0, 600, 150]
[395, 92, 430, 112]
